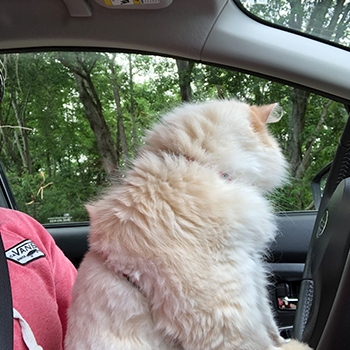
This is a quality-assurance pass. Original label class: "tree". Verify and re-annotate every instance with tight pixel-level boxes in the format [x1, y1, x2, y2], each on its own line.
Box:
[58, 53, 119, 176]
[242, 0, 349, 208]
[0, 50, 346, 222]
[0, 52, 108, 221]
[176, 59, 194, 102]
[128, 54, 138, 152]
[0, 54, 33, 173]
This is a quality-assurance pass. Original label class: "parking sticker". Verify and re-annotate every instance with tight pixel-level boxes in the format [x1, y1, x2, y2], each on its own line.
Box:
[104, 0, 160, 6]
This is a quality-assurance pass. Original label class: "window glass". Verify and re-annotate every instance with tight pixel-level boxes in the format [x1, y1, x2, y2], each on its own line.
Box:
[237, 0, 350, 49]
[0, 52, 347, 223]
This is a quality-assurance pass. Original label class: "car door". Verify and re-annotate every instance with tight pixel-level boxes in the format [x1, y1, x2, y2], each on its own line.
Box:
[272, 211, 315, 337]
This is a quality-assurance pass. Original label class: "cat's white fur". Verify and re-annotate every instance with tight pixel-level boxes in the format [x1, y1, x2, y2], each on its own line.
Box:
[65, 99, 311, 350]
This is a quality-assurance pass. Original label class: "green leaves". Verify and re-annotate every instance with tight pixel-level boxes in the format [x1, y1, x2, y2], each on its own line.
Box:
[242, 0, 350, 48]
[0, 52, 345, 221]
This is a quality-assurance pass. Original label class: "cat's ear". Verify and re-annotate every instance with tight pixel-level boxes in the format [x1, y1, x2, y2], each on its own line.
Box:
[85, 203, 97, 222]
[254, 103, 283, 124]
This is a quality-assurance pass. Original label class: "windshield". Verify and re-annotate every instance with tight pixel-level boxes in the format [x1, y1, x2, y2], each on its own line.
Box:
[237, 0, 350, 49]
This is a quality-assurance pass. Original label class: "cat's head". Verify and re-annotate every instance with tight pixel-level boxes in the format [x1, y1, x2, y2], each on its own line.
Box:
[143, 99, 288, 192]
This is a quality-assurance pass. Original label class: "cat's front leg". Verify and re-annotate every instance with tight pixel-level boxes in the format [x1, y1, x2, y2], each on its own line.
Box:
[65, 251, 171, 350]
[268, 328, 285, 347]
[251, 262, 284, 347]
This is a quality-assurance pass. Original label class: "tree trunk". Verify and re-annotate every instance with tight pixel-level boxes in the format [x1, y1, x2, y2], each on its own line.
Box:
[0, 106, 23, 174]
[75, 74, 119, 176]
[59, 54, 119, 176]
[10, 94, 32, 173]
[109, 58, 129, 164]
[287, 88, 310, 178]
[176, 59, 194, 102]
[128, 54, 138, 152]
[114, 86, 129, 164]
[295, 100, 333, 178]
[287, 0, 303, 30]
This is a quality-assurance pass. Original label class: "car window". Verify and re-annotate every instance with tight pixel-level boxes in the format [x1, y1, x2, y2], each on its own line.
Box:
[0, 52, 347, 224]
[236, 0, 350, 49]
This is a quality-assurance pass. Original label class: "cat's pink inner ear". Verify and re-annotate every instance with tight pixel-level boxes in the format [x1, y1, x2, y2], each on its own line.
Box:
[254, 103, 283, 124]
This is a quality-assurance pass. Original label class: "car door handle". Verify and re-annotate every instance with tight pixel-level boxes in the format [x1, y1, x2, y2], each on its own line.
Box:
[278, 296, 298, 310]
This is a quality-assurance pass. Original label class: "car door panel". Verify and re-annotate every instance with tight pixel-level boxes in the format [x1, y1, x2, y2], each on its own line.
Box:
[46, 223, 89, 268]
[270, 211, 316, 336]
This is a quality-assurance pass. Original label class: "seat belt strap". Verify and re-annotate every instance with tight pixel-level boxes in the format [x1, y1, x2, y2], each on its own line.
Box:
[0, 233, 13, 350]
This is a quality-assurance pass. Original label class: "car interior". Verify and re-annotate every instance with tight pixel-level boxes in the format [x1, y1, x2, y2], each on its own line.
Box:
[1, 0, 350, 349]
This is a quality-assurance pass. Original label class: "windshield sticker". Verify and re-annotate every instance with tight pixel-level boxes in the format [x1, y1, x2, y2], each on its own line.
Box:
[5, 239, 45, 265]
[104, 0, 160, 5]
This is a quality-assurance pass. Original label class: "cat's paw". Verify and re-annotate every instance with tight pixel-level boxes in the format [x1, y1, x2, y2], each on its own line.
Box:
[280, 339, 312, 350]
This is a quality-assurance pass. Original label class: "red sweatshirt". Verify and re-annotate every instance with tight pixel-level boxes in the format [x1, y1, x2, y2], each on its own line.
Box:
[0, 208, 77, 350]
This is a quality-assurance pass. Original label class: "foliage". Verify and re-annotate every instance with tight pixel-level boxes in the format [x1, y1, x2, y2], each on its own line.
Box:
[0, 52, 347, 223]
[243, 0, 350, 46]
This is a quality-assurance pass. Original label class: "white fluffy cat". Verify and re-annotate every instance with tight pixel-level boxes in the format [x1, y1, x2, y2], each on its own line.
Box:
[65, 99, 311, 350]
